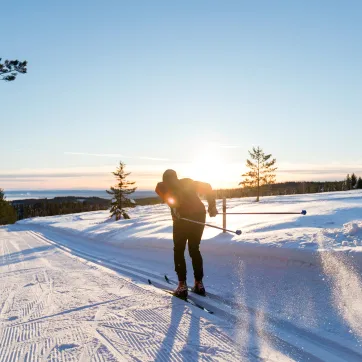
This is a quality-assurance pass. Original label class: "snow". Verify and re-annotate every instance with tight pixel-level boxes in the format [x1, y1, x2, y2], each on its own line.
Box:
[1, 190, 362, 360]
[17, 190, 362, 268]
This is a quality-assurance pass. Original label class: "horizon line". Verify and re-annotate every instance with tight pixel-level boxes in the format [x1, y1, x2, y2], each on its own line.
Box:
[4, 178, 348, 193]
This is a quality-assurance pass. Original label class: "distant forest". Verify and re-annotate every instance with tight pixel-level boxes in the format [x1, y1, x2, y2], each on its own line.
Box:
[12, 197, 111, 220]
[12, 196, 164, 221]
[215, 174, 362, 199]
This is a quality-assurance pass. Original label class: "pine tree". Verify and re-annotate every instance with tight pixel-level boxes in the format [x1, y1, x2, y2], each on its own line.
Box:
[239, 147, 277, 202]
[357, 177, 362, 189]
[351, 173, 357, 189]
[0, 58, 27, 81]
[346, 174, 352, 190]
[0, 188, 17, 225]
[106, 162, 137, 220]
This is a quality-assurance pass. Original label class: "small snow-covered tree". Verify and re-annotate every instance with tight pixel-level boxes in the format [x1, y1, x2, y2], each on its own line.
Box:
[240, 146, 277, 202]
[346, 174, 352, 190]
[106, 162, 137, 220]
[0, 58, 27, 81]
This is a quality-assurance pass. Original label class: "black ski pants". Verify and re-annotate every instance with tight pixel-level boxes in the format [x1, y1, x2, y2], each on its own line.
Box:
[173, 213, 206, 282]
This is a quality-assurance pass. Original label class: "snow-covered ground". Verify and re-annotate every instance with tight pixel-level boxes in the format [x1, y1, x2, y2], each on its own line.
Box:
[1, 190, 362, 361]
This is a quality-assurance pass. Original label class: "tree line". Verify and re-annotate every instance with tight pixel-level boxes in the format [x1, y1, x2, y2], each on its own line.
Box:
[12, 197, 110, 220]
[215, 180, 351, 199]
[215, 174, 362, 200]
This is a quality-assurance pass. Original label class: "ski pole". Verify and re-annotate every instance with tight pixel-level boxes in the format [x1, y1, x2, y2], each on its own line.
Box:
[180, 217, 242, 235]
[219, 210, 307, 216]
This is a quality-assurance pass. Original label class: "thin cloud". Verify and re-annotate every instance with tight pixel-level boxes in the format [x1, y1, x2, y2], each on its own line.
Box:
[0, 173, 109, 179]
[139, 156, 169, 161]
[65, 152, 169, 161]
[0, 178, 48, 183]
[64, 152, 129, 158]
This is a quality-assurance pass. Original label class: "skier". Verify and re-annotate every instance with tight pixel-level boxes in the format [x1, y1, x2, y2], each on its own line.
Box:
[155, 169, 218, 298]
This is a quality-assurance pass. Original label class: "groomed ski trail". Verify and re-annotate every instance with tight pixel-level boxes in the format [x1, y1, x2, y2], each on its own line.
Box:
[0, 227, 246, 361]
[2, 225, 362, 361]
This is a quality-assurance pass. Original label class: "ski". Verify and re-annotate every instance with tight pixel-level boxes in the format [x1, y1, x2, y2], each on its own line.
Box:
[164, 274, 205, 295]
[164, 275, 229, 305]
[165, 274, 178, 286]
[148, 279, 214, 314]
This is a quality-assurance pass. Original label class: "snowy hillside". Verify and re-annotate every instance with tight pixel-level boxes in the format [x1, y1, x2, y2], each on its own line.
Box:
[19, 190, 362, 264]
[1, 190, 362, 361]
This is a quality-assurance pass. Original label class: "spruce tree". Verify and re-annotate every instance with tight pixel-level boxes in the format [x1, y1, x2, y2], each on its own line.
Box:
[239, 147, 277, 202]
[351, 173, 357, 189]
[106, 162, 137, 220]
[357, 177, 362, 189]
[346, 174, 352, 190]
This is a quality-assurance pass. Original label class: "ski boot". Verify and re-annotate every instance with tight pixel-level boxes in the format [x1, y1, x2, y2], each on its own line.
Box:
[191, 280, 206, 296]
[173, 281, 188, 299]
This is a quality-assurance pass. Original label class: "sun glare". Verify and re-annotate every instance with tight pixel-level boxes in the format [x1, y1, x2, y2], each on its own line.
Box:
[188, 147, 230, 188]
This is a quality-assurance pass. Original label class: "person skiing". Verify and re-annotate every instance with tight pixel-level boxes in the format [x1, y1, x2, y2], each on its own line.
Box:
[155, 169, 218, 298]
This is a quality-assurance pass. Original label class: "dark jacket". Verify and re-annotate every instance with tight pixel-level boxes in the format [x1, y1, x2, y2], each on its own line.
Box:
[155, 178, 215, 219]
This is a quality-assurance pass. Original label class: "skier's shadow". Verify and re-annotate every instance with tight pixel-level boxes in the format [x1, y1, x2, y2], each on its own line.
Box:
[180, 308, 201, 361]
[154, 297, 201, 361]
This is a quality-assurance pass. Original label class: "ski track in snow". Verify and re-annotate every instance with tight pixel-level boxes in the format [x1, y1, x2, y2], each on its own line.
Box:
[2, 191, 362, 361]
[0, 228, 245, 362]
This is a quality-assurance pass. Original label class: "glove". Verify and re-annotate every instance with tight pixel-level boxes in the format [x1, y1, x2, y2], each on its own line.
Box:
[208, 205, 218, 217]
[172, 208, 181, 221]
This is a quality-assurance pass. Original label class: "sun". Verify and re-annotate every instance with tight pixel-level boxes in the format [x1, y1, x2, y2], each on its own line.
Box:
[179, 144, 242, 188]
[188, 147, 227, 188]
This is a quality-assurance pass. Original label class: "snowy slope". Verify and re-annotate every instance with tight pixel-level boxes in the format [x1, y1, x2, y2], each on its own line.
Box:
[18, 190, 362, 264]
[1, 190, 362, 361]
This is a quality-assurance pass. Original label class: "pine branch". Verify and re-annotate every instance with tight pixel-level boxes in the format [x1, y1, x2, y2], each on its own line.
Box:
[262, 167, 277, 174]
[0, 59, 27, 81]
[242, 171, 257, 178]
[264, 158, 277, 168]
[246, 159, 257, 169]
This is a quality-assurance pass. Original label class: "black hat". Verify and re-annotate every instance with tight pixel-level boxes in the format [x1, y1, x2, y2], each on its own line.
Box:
[163, 169, 178, 182]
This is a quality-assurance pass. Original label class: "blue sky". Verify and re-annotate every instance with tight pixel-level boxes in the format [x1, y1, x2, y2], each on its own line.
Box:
[1, 1, 362, 190]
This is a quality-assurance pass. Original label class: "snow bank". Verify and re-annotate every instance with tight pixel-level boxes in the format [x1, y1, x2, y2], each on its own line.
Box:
[344, 222, 362, 237]
[18, 190, 362, 269]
